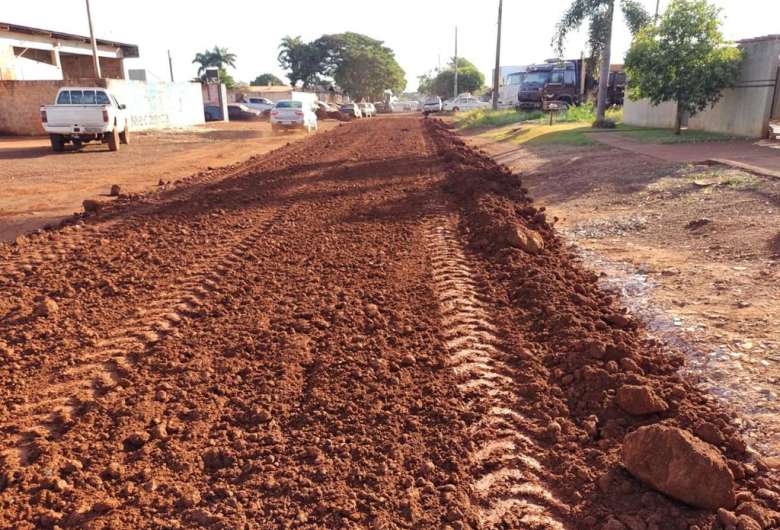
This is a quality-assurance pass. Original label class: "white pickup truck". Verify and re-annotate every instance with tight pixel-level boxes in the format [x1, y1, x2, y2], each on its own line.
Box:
[41, 87, 130, 152]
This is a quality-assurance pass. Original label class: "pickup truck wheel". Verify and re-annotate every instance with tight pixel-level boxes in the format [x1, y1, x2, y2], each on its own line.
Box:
[452, 106, 460, 112]
[49, 134, 65, 153]
[119, 125, 130, 145]
[107, 128, 120, 152]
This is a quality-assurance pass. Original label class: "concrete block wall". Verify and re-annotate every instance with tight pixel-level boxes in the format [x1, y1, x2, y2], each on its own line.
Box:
[0, 79, 85, 135]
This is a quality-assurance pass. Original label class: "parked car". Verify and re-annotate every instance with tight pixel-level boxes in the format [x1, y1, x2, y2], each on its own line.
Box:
[442, 95, 488, 112]
[227, 103, 265, 121]
[358, 102, 376, 118]
[339, 102, 362, 119]
[243, 96, 274, 114]
[374, 101, 388, 114]
[41, 87, 129, 152]
[270, 100, 318, 132]
[422, 96, 443, 114]
[314, 101, 341, 120]
[204, 105, 222, 121]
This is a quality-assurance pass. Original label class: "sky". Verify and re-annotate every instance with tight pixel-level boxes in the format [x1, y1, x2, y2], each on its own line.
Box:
[5, 0, 779, 92]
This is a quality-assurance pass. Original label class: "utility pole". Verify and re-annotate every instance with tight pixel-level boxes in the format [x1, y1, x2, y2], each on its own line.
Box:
[654, 0, 661, 22]
[492, 0, 503, 110]
[85, 0, 101, 78]
[453, 26, 458, 99]
[168, 50, 174, 82]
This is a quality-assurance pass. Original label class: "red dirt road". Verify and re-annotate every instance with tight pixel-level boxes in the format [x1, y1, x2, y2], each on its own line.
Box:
[0, 117, 777, 529]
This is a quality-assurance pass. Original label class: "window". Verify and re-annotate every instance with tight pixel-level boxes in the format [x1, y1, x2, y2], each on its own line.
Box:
[275, 100, 302, 108]
[70, 90, 97, 104]
[96, 91, 110, 105]
[56, 91, 71, 104]
[564, 70, 576, 86]
[550, 71, 565, 84]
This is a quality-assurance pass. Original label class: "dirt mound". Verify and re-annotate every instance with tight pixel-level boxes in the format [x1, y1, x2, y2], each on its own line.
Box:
[424, 117, 780, 528]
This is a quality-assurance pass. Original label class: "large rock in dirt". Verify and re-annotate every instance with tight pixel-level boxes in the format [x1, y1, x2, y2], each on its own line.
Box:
[622, 424, 735, 510]
[616, 385, 668, 416]
[498, 223, 545, 254]
[83, 198, 110, 213]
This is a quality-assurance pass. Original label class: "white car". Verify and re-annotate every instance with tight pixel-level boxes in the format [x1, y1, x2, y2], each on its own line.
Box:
[41, 87, 130, 152]
[243, 96, 274, 113]
[358, 102, 376, 118]
[442, 95, 489, 113]
[422, 96, 443, 114]
[270, 100, 318, 133]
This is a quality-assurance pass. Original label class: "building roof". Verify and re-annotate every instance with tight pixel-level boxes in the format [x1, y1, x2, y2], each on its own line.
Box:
[0, 21, 139, 58]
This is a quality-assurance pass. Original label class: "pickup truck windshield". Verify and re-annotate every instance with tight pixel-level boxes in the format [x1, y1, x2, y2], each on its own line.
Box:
[57, 90, 111, 105]
[520, 72, 550, 89]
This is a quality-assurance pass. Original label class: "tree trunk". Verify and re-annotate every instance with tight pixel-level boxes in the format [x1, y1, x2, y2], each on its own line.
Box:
[675, 103, 684, 135]
[596, 0, 615, 123]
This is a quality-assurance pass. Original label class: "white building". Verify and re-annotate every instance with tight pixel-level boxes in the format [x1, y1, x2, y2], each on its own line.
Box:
[0, 21, 139, 81]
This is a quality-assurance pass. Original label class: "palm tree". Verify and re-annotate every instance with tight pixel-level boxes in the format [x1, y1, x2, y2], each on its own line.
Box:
[210, 46, 237, 70]
[192, 51, 213, 76]
[192, 46, 237, 77]
[553, 0, 649, 123]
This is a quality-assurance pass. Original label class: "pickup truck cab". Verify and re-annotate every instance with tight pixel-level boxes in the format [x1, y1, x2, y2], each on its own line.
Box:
[41, 87, 130, 152]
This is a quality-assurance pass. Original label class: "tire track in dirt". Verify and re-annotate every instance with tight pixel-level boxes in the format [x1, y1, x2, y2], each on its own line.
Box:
[0, 196, 297, 469]
[425, 209, 570, 530]
[0, 132, 322, 288]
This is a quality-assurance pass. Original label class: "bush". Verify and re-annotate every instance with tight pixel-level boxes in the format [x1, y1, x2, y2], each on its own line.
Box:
[457, 108, 544, 129]
[592, 118, 617, 129]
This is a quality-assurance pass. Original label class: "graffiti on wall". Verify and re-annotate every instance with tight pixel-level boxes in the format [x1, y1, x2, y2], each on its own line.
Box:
[105, 79, 204, 131]
[130, 113, 170, 128]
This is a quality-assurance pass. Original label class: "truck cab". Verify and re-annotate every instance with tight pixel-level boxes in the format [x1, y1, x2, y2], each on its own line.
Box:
[517, 60, 583, 110]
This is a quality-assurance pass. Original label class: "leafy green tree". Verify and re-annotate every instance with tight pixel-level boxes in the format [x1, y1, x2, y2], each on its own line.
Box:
[420, 57, 484, 99]
[277, 32, 406, 98]
[251, 73, 285, 86]
[313, 32, 406, 99]
[553, 0, 649, 124]
[417, 73, 434, 95]
[277, 36, 322, 88]
[625, 0, 742, 134]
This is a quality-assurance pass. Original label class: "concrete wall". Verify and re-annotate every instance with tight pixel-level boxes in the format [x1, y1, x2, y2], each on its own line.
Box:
[104, 79, 205, 130]
[0, 44, 16, 80]
[623, 35, 780, 138]
[0, 79, 204, 135]
[0, 79, 73, 134]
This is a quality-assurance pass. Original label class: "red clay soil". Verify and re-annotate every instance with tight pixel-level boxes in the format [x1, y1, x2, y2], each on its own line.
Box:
[0, 117, 777, 529]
